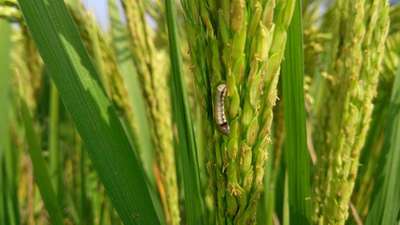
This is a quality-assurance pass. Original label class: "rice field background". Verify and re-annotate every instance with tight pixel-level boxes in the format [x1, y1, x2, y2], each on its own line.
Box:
[0, 0, 399, 225]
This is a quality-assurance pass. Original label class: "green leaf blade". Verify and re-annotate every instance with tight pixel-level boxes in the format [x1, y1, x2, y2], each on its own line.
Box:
[0, 19, 13, 225]
[281, 0, 312, 224]
[16, 1, 162, 225]
[366, 68, 400, 225]
[164, 0, 205, 224]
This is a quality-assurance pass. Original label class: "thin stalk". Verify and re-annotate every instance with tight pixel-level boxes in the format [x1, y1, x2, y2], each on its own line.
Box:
[0, 152, 4, 225]
[283, 172, 289, 225]
[48, 82, 60, 193]
[78, 135, 92, 225]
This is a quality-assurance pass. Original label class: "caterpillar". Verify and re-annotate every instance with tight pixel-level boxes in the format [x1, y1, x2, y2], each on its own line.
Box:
[214, 83, 230, 135]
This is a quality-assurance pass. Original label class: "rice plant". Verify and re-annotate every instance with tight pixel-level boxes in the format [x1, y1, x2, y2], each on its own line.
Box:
[0, 0, 399, 225]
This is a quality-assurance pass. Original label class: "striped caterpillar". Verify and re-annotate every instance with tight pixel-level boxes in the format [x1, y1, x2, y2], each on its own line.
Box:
[214, 83, 230, 135]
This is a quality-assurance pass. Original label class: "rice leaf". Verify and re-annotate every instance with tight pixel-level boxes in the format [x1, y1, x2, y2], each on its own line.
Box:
[16, 0, 162, 224]
[48, 82, 61, 194]
[281, 0, 312, 224]
[20, 97, 64, 225]
[0, 13, 11, 151]
[365, 68, 400, 225]
[0, 19, 12, 225]
[164, 0, 205, 224]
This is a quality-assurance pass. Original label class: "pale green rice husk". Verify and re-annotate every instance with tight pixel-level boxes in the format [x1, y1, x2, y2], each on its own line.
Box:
[312, 1, 390, 224]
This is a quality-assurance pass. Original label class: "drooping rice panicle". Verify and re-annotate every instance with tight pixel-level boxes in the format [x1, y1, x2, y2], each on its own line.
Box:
[121, 1, 180, 225]
[11, 28, 43, 114]
[353, 4, 400, 218]
[0, 1, 21, 22]
[312, 1, 390, 224]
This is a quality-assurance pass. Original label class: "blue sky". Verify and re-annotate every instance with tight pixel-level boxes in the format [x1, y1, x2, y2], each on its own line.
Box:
[82, 0, 108, 29]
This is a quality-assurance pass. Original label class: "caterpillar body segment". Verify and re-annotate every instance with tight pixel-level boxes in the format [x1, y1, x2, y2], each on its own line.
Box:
[214, 84, 230, 135]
